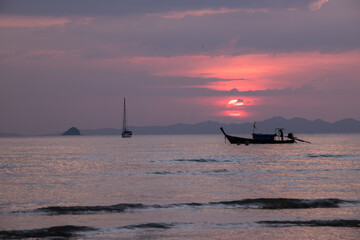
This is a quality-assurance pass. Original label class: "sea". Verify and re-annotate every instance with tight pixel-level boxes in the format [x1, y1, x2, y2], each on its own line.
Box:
[0, 134, 359, 239]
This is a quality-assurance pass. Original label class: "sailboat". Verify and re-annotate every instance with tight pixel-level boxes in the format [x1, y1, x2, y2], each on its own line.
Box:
[121, 98, 132, 138]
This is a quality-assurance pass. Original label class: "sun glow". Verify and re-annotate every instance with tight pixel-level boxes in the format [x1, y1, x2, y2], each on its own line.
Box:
[228, 99, 244, 106]
[223, 110, 249, 118]
[117, 51, 360, 94]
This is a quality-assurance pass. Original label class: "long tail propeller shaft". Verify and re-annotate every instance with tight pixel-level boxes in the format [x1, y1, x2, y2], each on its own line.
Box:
[294, 137, 311, 144]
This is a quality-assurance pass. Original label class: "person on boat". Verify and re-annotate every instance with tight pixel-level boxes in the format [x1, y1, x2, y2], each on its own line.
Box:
[278, 129, 284, 141]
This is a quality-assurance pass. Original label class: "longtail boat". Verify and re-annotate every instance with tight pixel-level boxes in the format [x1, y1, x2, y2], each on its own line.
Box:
[220, 127, 310, 145]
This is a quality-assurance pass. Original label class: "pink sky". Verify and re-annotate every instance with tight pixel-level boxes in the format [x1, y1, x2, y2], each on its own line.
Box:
[1, 0, 360, 135]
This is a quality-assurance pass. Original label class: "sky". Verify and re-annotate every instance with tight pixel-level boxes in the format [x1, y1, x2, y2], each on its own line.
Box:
[1, 0, 360, 135]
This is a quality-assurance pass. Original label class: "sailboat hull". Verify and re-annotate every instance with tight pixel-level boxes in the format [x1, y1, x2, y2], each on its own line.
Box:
[122, 131, 132, 138]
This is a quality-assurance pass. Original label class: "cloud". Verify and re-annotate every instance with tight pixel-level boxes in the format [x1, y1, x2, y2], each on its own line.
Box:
[1, 0, 360, 134]
[0, 0, 323, 17]
[309, 0, 329, 11]
[114, 50, 360, 92]
[27, 50, 80, 59]
[0, 15, 94, 28]
[148, 8, 268, 19]
[2, 1, 359, 60]
[0, 15, 71, 28]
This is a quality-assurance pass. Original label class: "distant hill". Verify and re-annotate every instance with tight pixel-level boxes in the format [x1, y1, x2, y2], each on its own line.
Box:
[80, 128, 123, 135]
[80, 117, 360, 135]
[0, 131, 21, 137]
[2, 117, 359, 137]
[254, 117, 360, 133]
[62, 127, 81, 136]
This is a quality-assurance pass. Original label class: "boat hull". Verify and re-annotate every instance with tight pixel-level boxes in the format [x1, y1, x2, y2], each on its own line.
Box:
[220, 127, 295, 145]
[122, 130, 132, 138]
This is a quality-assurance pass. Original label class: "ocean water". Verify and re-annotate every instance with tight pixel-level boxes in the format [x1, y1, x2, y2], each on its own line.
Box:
[0, 134, 359, 239]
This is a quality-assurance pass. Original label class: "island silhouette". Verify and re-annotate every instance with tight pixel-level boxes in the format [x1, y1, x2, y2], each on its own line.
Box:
[62, 127, 81, 136]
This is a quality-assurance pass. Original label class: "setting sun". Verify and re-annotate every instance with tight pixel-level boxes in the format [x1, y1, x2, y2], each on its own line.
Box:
[228, 99, 244, 106]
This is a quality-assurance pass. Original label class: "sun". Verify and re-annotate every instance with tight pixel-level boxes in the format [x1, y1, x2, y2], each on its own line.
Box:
[228, 99, 244, 106]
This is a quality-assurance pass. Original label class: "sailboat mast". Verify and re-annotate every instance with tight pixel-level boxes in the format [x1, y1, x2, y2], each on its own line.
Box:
[121, 97, 132, 138]
[123, 98, 126, 131]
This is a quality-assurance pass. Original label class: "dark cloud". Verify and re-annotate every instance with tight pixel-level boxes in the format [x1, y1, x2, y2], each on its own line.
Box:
[1, 1, 359, 56]
[1, 0, 319, 16]
[157, 81, 317, 98]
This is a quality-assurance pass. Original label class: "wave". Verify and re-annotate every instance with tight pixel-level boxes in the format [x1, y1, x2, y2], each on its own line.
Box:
[2, 219, 358, 238]
[0, 225, 96, 239]
[306, 154, 356, 159]
[150, 171, 175, 175]
[209, 198, 356, 209]
[173, 158, 220, 163]
[149, 169, 230, 175]
[0, 165, 19, 169]
[203, 169, 230, 174]
[27, 198, 358, 215]
[35, 203, 146, 215]
[120, 223, 175, 230]
[258, 219, 360, 227]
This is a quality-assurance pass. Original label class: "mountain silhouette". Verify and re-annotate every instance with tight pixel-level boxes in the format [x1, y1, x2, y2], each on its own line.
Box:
[80, 117, 360, 135]
[2, 117, 359, 137]
[62, 127, 81, 136]
[0, 131, 21, 137]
